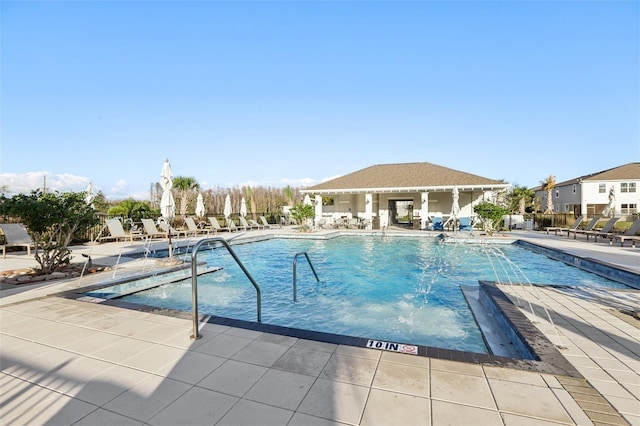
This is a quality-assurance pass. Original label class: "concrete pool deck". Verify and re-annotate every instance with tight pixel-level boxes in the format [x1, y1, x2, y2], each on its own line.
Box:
[1, 228, 638, 425]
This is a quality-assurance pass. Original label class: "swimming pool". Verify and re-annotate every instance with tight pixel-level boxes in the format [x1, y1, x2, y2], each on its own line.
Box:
[117, 236, 627, 354]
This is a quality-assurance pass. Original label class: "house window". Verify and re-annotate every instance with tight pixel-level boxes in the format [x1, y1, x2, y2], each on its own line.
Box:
[564, 204, 570, 212]
[555, 189, 559, 198]
[572, 184, 576, 194]
[621, 204, 637, 214]
[599, 184, 606, 193]
[621, 182, 636, 193]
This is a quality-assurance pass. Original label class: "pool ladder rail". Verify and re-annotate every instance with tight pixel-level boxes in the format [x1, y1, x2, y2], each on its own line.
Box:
[292, 252, 320, 302]
[190, 237, 262, 340]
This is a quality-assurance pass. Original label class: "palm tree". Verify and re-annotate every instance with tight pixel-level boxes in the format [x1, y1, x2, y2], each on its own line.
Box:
[172, 176, 200, 217]
[508, 185, 535, 215]
[283, 185, 294, 206]
[540, 175, 556, 214]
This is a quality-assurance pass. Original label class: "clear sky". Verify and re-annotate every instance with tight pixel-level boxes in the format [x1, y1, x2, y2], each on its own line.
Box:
[1, 0, 638, 200]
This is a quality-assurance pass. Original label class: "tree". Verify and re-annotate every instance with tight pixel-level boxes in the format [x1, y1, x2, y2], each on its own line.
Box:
[108, 199, 158, 224]
[173, 176, 199, 217]
[283, 186, 294, 206]
[473, 202, 510, 235]
[507, 185, 535, 215]
[288, 203, 315, 232]
[1, 190, 99, 274]
[540, 175, 556, 214]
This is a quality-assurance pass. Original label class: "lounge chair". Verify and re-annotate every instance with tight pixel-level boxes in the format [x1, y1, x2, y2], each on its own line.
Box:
[226, 217, 240, 232]
[259, 216, 272, 229]
[568, 216, 600, 239]
[238, 216, 259, 230]
[158, 221, 195, 238]
[141, 218, 169, 238]
[185, 217, 211, 235]
[431, 214, 444, 231]
[582, 217, 619, 241]
[100, 219, 145, 242]
[0, 223, 35, 258]
[458, 217, 473, 231]
[546, 215, 584, 235]
[248, 219, 263, 229]
[208, 217, 230, 232]
[608, 219, 640, 247]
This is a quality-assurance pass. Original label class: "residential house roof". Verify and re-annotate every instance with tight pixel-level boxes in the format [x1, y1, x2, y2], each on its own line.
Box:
[547, 163, 640, 189]
[303, 162, 508, 194]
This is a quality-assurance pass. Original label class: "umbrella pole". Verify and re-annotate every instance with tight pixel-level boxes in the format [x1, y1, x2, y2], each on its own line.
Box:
[168, 232, 173, 258]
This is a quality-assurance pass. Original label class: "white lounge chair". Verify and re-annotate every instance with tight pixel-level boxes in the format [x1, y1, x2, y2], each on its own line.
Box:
[100, 219, 145, 242]
[259, 216, 272, 229]
[238, 216, 259, 230]
[0, 223, 35, 258]
[141, 218, 169, 238]
[226, 217, 240, 232]
[158, 221, 195, 238]
[248, 219, 263, 229]
[208, 217, 230, 232]
[185, 217, 211, 235]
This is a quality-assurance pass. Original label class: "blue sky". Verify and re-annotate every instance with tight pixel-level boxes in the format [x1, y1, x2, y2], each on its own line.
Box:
[1, 1, 638, 200]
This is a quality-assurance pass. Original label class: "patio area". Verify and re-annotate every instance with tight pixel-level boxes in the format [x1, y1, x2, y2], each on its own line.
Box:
[1, 229, 638, 425]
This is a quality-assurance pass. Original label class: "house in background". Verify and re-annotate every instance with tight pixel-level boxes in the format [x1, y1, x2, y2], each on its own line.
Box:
[301, 162, 509, 229]
[533, 163, 640, 218]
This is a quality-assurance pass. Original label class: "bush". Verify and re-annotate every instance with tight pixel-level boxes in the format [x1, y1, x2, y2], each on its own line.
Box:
[1, 190, 99, 274]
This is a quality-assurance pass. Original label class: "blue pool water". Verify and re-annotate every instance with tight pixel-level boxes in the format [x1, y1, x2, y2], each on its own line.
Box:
[120, 237, 626, 354]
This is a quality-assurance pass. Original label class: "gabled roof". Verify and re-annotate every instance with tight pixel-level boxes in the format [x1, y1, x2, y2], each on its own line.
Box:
[554, 162, 640, 187]
[303, 162, 508, 194]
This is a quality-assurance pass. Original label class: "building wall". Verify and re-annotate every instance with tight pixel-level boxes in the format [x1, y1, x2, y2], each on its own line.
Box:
[536, 178, 639, 217]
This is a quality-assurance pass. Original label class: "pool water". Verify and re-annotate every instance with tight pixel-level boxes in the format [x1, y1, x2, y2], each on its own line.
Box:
[121, 237, 626, 354]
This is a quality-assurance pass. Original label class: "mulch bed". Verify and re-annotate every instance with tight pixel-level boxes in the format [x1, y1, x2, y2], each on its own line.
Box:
[0, 264, 110, 286]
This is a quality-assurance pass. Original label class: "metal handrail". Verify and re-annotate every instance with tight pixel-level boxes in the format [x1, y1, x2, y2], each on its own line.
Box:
[292, 252, 320, 302]
[190, 237, 261, 340]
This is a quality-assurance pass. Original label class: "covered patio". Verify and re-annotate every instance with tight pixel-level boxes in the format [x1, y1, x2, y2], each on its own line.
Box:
[301, 162, 510, 230]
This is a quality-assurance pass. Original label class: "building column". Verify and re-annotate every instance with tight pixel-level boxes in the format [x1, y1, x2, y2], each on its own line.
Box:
[420, 192, 429, 229]
[365, 193, 373, 219]
[314, 195, 323, 225]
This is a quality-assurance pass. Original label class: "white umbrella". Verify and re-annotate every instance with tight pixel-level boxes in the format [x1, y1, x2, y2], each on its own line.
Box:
[85, 182, 94, 207]
[195, 193, 206, 218]
[223, 194, 232, 219]
[160, 159, 175, 219]
[240, 197, 247, 217]
[451, 186, 460, 219]
[303, 194, 312, 206]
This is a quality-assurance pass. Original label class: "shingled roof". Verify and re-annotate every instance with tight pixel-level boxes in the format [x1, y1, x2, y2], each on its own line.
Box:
[304, 162, 508, 193]
[554, 162, 640, 187]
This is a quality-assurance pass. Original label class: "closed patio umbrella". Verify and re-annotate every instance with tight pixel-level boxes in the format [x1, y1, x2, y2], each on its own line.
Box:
[451, 186, 460, 219]
[160, 159, 175, 219]
[240, 197, 247, 218]
[224, 194, 232, 220]
[85, 182, 94, 208]
[195, 193, 206, 218]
